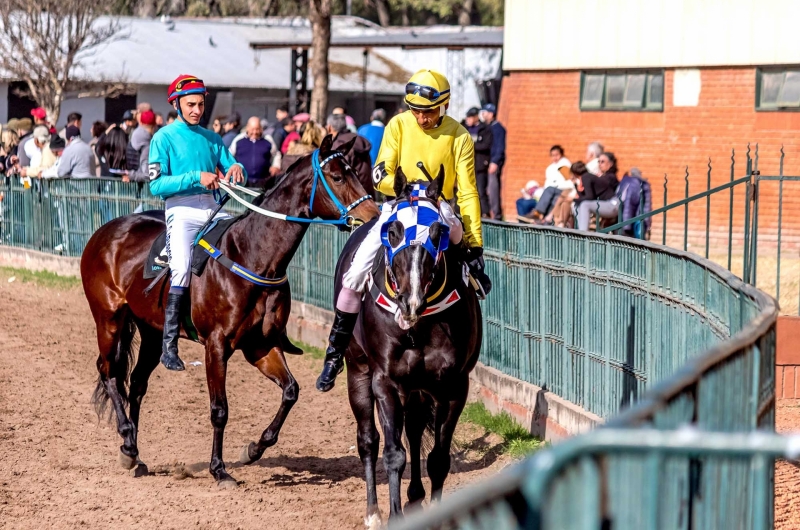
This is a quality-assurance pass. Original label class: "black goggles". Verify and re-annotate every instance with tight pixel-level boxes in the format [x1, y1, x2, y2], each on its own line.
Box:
[405, 83, 449, 101]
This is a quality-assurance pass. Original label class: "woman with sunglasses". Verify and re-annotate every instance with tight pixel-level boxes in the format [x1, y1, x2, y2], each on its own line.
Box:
[316, 68, 490, 392]
[147, 74, 246, 372]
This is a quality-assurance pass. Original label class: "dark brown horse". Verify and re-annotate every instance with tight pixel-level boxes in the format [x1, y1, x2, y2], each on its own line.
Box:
[337, 169, 482, 525]
[81, 135, 379, 487]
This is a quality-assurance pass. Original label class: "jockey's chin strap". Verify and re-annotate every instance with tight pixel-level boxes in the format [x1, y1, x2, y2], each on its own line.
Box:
[219, 149, 372, 228]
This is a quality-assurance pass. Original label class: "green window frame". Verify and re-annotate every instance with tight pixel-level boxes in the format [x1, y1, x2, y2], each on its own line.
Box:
[580, 70, 664, 112]
[756, 68, 800, 111]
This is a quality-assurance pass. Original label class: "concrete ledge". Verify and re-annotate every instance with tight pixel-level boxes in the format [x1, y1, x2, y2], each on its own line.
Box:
[0, 246, 81, 278]
[286, 301, 334, 351]
[470, 363, 603, 442]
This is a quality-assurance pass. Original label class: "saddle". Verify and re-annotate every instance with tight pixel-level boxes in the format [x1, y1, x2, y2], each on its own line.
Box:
[143, 217, 238, 280]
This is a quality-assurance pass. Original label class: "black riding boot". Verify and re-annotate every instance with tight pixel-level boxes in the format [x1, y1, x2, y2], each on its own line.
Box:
[315, 309, 358, 392]
[160, 292, 186, 371]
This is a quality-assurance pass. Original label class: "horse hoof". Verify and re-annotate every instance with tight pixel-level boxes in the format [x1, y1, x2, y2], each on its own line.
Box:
[217, 477, 238, 490]
[239, 442, 259, 465]
[118, 450, 136, 470]
[130, 460, 149, 478]
[364, 510, 383, 530]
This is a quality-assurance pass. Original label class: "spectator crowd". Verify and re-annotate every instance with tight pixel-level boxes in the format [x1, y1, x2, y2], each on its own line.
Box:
[0, 99, 651, 240]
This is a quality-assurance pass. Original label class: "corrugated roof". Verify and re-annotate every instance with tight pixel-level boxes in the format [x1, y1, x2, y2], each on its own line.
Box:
[67, 16, 502, 94]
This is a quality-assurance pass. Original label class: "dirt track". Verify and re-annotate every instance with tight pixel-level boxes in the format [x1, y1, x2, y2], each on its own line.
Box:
[0, 273, 507, 529]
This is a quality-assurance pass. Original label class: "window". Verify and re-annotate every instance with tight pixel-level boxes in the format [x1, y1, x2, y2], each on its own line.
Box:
[580, 71, 664, 111]
[757, 68, 800, 110]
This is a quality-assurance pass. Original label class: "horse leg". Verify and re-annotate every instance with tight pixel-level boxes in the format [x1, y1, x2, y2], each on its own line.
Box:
[239, 346, 299, 465]
[125, 324, 163, 476]
[92, 310, 139, 470]
[205, 331, 236, 487]
[347, 359, 381, 527]
[427, 376, 469, 501]
[404, 391, 428, 508]
[373, 374, 406, 519]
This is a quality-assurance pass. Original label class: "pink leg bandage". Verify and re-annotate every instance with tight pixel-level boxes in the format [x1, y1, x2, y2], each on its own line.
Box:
[336, 287, 363, 313]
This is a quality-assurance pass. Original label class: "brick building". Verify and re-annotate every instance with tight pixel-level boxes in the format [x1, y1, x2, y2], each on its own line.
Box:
[498, 0, 800, 251]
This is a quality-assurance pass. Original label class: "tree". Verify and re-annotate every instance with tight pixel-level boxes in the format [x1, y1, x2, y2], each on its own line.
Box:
[308, 0, 332, 123]
[0, 0, 123, 124]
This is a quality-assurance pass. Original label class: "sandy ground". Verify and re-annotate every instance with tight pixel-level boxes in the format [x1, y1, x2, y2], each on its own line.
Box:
[0, 274, 508, 530]
[776, 402, 800, 529]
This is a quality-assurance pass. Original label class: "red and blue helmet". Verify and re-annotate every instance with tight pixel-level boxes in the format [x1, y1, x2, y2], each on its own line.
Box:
[167, 75, 207, 103]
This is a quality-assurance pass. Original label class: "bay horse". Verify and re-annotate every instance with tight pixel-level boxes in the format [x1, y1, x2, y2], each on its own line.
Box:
[81, 134, 379, 487]
[337, 168, 482, 525]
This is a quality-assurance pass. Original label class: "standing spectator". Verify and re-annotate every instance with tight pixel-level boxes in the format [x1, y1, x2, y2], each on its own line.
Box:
[1, 128, 19, 172]
[15, 119, 34, 167]
[167, 111, 178, 125]
[90, 121, 108, 177]
[516, 180, 541, 219]
[125, 110, 156, 182]
[617, 167, 652, 239]
[480, 103, 506, 219]
[461, 107, 493, 217]
[266, 105, 290, 150]
[234, 117, 273, 189]
[59, 112, 82, 140]
[56, 125, 95, 179]
[332, 106, 357, 133]
[211, 116, 224, 136]
[97, 126, 128, 177]
[282, 113, 308, 153]
[576, 152, 621, 231]
[221, 112, 241, 149]
[276, 118, 296, 155]
[281, 120, 326, 170]
[586, 141, 604, 176]
[327, 114, 374, 196]
[357, 108, 386, 165]
[23, 126, 51, 173]
[526, 145, 573, 220]
[154, 113, 164, 128]
[40, 136, 66, 179]
[31, 107, 49, 129]
[120, 110, 136, 135]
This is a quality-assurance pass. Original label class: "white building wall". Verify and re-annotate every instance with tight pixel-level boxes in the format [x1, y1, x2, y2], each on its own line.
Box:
[504, 0, 800, 70]
[56, 97, 105, 140]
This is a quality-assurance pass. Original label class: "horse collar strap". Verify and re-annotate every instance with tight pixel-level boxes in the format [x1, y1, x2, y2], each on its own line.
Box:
[197, 239, 287, 288]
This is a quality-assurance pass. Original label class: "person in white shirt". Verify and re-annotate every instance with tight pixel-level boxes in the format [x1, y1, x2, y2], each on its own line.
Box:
[525, 145, 574, 220]
[40, 136, 66, 179]
[586, 141, 604, 176]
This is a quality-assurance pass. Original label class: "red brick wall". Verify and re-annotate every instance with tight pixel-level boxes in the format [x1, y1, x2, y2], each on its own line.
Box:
[497, 68, 800, 252]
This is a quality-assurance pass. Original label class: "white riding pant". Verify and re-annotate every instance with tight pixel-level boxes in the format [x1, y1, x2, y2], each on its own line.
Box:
[341, 201, 463, 294]
[165, 194, 231, 288]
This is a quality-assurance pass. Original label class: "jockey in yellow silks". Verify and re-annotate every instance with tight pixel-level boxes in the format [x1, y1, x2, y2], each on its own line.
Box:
[316, 69, 492, 392]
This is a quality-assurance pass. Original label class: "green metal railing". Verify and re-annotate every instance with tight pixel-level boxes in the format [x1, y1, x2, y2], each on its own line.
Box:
[392, 429, 795, 530]
[0, 177, 779, 529]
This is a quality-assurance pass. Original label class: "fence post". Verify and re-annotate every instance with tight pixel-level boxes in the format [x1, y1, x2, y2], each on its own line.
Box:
[662, 173, 668, 246]
[728, 149, 735, 272]
[749, 145, 760, 286]
[705, 158, 711, 260]
[776, 146, 784, 303]
[743, 149, 752, 284]
[683, 167, 689, 252]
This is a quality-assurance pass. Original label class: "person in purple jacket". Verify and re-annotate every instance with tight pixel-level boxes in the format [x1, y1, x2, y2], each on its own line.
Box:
[234, 117, 273, 189]
[618, 167, 652, 239]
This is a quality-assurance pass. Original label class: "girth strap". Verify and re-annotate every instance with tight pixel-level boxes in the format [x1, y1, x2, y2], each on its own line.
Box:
[197, 239, 288, 288]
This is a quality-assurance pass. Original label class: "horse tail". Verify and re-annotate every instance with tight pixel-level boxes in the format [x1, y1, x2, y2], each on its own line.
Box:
[91, 316, 138, 421]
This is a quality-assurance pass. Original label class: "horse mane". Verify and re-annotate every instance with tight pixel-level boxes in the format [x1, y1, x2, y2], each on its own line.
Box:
[237, 155, 311, 220]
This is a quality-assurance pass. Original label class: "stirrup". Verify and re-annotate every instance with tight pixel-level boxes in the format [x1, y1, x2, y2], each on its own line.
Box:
[468, 274, 487, 300]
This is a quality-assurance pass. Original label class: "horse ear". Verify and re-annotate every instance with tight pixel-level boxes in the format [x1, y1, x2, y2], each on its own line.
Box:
[426, 164, 445, 201]
[394, 166, 408, 198]
[335, 135, 357, 156]
[319, 134, 334, 153]
[429, 221, 442, 248]
[387, 220, 405, 248]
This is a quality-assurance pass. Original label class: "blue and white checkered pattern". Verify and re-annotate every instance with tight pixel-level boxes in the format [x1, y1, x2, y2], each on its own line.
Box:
[380, 183, 450, 264]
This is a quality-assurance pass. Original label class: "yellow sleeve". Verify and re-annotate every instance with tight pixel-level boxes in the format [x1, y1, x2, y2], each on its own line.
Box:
[455, 133, 483, 247]
[374, 117, 401, 197]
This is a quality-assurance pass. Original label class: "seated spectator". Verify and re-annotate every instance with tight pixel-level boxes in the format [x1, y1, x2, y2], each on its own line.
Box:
[125, 110, 155, 182]
[516, 180, 541, 220]
[576, 152, 621, 231]
[97, 125, 128, 177]
[357, 108, 386, 165]
[525, 145, 573, 220]
[57, 125, 96, 179]
[234, 116, 273, 189]
[617, 167, 652, 239]
[585, 141, 604, 176]
[545, 161, 593, 228]
[40, 136, 66, 179]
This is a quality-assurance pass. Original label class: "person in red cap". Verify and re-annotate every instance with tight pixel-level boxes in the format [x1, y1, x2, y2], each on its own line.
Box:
[148, 74, 246, 371]
[124, 109, 156, 183]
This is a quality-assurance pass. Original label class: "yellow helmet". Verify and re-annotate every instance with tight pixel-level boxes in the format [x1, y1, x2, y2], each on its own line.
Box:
[404, 69, 451, 110]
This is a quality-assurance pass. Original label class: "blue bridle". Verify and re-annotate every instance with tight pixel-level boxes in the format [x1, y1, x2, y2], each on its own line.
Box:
[302, 149, 373, 226]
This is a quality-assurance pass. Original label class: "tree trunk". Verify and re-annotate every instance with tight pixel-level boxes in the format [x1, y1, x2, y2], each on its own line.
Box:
[308, 0, 331, 124]
[247, 0, 260, 16]
[458, 0, 474, 25]
[401, 5, 409, 25]
[135, 0, 158, 17]
[374, 0, 390, 26]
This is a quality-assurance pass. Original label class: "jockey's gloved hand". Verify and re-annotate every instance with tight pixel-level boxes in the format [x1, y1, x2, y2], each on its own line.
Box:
[463, 247, 492, 296]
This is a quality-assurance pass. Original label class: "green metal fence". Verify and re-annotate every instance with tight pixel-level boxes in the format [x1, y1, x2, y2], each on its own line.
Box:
[0, 177, 779, 528]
